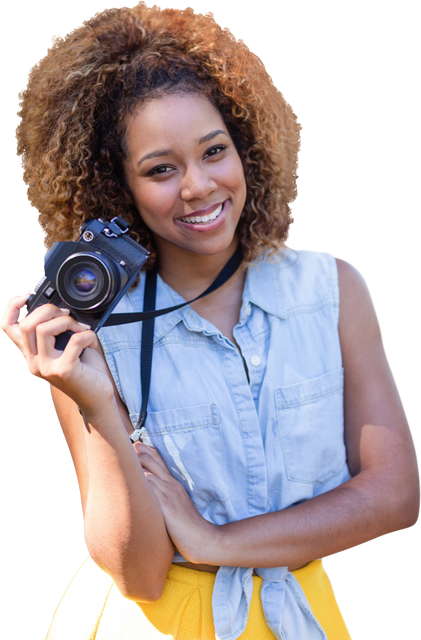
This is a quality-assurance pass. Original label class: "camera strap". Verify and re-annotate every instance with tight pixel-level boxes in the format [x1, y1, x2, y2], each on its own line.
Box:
[103, 244, 244, 443]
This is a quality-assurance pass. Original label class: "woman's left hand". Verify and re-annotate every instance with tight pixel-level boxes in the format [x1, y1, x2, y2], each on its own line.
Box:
[134, 442, 217, 564]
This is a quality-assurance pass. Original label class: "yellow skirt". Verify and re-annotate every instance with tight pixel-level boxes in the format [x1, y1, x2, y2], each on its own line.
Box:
[46, 559, 351, 639]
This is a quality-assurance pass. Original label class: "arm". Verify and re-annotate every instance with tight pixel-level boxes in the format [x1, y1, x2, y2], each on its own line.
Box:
[52, 371, 175, 601]
[2, 298, 174, 600]
[139, 260, 419, 567]
[211, 259, 420, 567]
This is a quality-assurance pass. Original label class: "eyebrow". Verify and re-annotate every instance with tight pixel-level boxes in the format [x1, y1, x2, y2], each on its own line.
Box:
[137, 129, 229, 167]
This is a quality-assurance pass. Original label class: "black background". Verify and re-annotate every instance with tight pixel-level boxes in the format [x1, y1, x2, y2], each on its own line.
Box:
[5, 2, 420, 640]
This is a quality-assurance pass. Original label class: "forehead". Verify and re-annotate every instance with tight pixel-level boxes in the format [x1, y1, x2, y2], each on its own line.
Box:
[124, 93, 227, 156]
[133, 93, 224, 129]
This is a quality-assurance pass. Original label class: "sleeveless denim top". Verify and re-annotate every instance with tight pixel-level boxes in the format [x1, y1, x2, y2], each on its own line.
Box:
[98, 249, 350, 640]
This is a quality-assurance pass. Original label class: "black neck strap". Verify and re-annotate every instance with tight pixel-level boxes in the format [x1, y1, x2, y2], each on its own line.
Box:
[106, 244, 244, 443]
[103, 243, 244, 327]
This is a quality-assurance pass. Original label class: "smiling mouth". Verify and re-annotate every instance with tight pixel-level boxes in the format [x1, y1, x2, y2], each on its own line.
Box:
[178, 203, 224, 224]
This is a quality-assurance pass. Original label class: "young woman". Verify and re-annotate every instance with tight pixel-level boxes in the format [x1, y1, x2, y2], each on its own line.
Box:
[2, 4, 419, 639]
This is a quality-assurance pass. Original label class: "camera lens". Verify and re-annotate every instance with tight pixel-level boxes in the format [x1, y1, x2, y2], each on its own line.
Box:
[56, 253, 119, 311]
[72, 268, 98, 294]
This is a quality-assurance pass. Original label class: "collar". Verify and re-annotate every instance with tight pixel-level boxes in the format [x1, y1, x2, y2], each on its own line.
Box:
[148, 248, 297, 343]
[242, 248, 298, 320]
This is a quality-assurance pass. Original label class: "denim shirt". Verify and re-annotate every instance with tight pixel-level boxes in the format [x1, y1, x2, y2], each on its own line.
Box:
[98, 249, 350, 640]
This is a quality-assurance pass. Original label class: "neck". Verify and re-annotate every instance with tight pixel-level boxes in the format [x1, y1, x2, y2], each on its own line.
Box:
[154, 235, 241, 300]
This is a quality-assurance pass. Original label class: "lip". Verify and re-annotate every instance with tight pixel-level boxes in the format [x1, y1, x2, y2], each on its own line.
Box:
[174, 200, 228, 232]
[175, 201, 225, 220]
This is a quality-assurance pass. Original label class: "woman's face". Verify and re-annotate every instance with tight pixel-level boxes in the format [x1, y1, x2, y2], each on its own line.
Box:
[122, 93, 247, 259]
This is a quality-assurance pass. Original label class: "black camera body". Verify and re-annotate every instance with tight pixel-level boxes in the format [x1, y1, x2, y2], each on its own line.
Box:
[26, 217, 149, 349]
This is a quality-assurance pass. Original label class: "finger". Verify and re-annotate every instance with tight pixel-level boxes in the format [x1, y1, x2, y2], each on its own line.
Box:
[134, 442, 173, 477]
[135, 446, 173, 479]
[134, 442, 170, 473]
[144, 471, 172, 499]
[36, 316, 93, 360]
[32, 328, 98, 385]
[20, 304, 72, 356]
[63, 329, 98, 362]
[24, 319, 93, 379]
[1, 294, 33, 348]
[145, 476, 167, 504]
[2, 287, 33, 315]
[2, 293, 31, 322]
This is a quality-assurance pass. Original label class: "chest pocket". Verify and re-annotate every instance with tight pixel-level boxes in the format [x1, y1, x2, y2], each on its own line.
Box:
[275, 369, 346, 483]
[135, 403, 229, 509]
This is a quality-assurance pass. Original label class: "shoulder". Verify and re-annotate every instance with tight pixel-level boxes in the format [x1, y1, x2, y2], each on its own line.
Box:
[281, 253, 382, 347]
[336, 257, 369, 297]
[336, 257, 369, 310]
[265, 247, 336, 271]
[271, 248, 339, 290]
[281, 253, 385, 374]
[252, 248, 340, 319]
[334, 258, 381, 351]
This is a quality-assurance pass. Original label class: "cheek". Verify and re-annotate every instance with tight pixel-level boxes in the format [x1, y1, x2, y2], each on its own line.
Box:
[214, 156, 247, 198]
[132, 182, 177, 224]
[228, 155, 247, 193]
[228, 161, 247, 205]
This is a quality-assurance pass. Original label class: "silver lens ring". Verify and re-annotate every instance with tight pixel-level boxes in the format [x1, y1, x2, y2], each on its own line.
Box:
[56, 252, 116, 311]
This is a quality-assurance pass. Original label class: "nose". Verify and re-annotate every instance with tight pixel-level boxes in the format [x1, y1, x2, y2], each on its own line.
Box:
[180, 163, 217, 202]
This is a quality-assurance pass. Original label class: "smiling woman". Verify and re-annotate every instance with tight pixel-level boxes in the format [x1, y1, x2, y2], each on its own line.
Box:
[1, 2, 419, 640]
[122, 94, 247, 260]
[15, 7, 299, 271]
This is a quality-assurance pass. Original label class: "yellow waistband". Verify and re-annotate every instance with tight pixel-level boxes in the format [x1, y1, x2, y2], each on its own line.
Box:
[168, 559, 321, 586]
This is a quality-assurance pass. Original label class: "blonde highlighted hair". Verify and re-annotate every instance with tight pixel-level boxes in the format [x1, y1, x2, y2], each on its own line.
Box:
[17, 3, 300, 267]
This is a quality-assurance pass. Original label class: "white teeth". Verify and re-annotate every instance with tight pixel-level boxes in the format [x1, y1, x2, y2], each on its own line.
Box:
[179, 203, 223, 224]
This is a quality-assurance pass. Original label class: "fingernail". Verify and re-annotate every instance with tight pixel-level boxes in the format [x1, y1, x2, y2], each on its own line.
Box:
[78, 322, 91, 330]
[19, 290, 32, 297]
[59, 308, 71, 314]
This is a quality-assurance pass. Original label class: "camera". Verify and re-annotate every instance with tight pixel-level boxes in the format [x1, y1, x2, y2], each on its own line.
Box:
[26, 217, 149, 350]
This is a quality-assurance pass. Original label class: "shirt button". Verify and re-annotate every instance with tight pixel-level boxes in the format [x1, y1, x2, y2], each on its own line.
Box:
[246, 304, 252, 316]
[251, 355, 261, 367]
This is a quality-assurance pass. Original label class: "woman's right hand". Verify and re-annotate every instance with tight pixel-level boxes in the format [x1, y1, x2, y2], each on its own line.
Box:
[1, 295, 114, 413]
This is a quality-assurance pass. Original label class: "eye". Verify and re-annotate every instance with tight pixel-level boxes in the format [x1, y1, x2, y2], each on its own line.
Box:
[146, 164, 171, 176]
[206, 144, 226, 157]
[146, 144, 227, 176]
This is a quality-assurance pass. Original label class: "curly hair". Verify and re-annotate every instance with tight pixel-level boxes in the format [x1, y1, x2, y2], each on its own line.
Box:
[17, 3, 301, 268]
